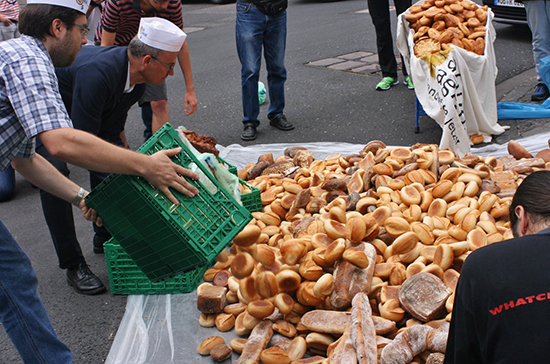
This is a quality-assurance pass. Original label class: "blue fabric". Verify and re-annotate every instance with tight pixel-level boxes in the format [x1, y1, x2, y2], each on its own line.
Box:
[0, 220, 72, 363]
[497, 55, 550, 120]
[0, 164, 15, 202]
[236, 1, 287, 124]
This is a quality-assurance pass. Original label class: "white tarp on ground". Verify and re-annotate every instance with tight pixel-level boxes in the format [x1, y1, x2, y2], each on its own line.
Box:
[396, 2, 507, 157]
[105, 136, 550, 364]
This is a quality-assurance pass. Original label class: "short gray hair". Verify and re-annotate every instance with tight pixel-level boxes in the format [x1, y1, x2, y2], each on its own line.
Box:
[128, 36, 162, 58]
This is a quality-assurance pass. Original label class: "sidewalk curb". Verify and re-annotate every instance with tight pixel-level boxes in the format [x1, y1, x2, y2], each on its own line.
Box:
[496, 67, 537, 102]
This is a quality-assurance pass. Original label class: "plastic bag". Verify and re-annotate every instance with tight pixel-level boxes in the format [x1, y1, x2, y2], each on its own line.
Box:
[258, 81, 267, 105]
[175, 127, 241, 204]
[496, 54, 550, 120]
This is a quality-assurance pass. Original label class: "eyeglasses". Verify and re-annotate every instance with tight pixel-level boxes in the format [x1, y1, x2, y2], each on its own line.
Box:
[69, 23, 91, 37]
[151, 56, 175, 71]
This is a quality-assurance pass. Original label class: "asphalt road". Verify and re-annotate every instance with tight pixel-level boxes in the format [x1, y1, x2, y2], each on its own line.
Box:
[0, 0, 535, 362]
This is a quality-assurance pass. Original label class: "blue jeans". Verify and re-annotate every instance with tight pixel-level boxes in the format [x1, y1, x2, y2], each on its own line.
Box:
[0, 165, 15, 202]
[524, 1, 550, 81]
[236, 1, 287, 125]
[0, 221, 72, 363]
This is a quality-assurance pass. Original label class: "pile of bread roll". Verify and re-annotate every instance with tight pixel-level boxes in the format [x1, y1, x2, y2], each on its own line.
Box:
[405, 0, 489, 57]
[197, 140, 550, 364]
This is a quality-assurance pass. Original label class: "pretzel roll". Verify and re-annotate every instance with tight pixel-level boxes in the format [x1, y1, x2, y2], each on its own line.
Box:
[379, 299, 406, 322]
[431, 180, 453, 199]
[230, 338, 247, 354]
[255, 271, 279, 298]
[384, 216, 411, 237]
[391, 231, 419, 255]
[324, 238, 346, 266]
[341, 216, 365, 244]
[411, 221, 435, 245]
[400, 185, 422, 206]
[280, 239, 307, 265]
[231, 252, 256, 279]
[276, 269, 302, 292]
[199, 312, 216, 328]
[313, 273, 335, 298]
[342, 247, 370, 269]
[234, 224, 262, 247]
[198, 336, 226, 356]
[428, 198, 448, 217]
[324, 219, 347, 240]
[273, 292, 294, 315]
[467, 228, 487, 251]
[247, 300, 275, 320]
[306, 332, 336, 352]
[239, 276, 260, 303]
[433, 244, 454, 271]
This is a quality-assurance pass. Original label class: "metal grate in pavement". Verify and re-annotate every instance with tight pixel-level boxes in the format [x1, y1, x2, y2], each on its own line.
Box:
[305, 51, 403, 77]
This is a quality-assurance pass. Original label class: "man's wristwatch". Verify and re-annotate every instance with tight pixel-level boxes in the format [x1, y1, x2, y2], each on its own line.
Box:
[72, 187, 86, 206]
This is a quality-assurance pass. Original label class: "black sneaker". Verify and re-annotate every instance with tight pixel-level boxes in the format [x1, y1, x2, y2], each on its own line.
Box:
[532, 83, 550, 101]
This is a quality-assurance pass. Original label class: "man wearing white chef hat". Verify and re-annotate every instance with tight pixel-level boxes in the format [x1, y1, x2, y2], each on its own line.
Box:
[0, 4, 198, 364]
[97, 0, 197, 140]
[36, 17, 187, 298]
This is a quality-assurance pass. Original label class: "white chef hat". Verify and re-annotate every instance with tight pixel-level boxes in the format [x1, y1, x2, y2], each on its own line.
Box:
[27, 0, 89, 14]
[138, 17, 187, 53]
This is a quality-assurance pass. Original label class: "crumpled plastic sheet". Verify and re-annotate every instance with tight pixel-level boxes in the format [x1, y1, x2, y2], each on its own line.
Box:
[106, 138, 550, 364]
[497, 54, 550, 120]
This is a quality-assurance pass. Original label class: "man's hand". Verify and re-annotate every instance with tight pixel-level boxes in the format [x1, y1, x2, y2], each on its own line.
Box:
[144, 147, 200, 204]
[184, 90, 198, 116]
[77, 195, 103, 226]
[0, 15, 11, 26]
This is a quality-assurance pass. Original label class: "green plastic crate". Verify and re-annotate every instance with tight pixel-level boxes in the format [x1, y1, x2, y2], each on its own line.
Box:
[240, 179, 262, 213]
[104, 238, 209, 295]
[85, 123, 252, 281]
[217, 156, 238, 176]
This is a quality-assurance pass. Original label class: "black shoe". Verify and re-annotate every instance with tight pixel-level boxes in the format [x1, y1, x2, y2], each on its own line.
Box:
[241, 121, 257, 141]
[93, 235, 107, 254]
[66, 263, 106, 295]
[532, 83, 550, 101]
[269, 115, 294, 131]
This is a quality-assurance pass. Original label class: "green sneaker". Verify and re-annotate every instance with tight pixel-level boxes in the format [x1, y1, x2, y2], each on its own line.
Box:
[376, 77, 399, 91]
[404, 76, 414, 90]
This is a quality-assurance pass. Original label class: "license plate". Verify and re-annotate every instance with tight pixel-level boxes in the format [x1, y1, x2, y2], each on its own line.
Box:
[495, 0, 524, 7]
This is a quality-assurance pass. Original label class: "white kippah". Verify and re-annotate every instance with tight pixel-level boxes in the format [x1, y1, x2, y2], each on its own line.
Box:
[138, 17, 187, 53]
[27, 0, 89, 14]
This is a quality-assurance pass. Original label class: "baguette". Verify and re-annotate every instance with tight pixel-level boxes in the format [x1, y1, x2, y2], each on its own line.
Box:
[235, 320, 274, 364]
[330, 242, 376, 310]
[327, 324, 358, 364]
[350, 292, 377, 364]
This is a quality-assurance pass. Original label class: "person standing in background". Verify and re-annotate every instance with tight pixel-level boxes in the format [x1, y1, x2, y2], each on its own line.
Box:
[522, 0, 550, 101]
[236, 0, 294, 141]
[0, 0, 20, 41]
[95, 0, 198, 140]
[367, 0, 414, 91]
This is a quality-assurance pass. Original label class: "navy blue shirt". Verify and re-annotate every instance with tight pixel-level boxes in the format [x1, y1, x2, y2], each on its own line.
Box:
[55, 45, 146, 145]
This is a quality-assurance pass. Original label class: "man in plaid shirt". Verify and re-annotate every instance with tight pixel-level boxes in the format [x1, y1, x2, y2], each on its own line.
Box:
[0, 1, 198, 362]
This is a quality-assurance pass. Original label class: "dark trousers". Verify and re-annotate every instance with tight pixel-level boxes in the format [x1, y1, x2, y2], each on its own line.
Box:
[36, 138, 111, 270]
[367, 0, 411, 78]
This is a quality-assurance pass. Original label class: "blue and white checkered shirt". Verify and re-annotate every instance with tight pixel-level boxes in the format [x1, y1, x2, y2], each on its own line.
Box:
[0, 35, 73, 171]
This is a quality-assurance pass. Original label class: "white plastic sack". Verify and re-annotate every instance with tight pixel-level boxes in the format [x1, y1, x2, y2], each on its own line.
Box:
[396, 2, 507, 157]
